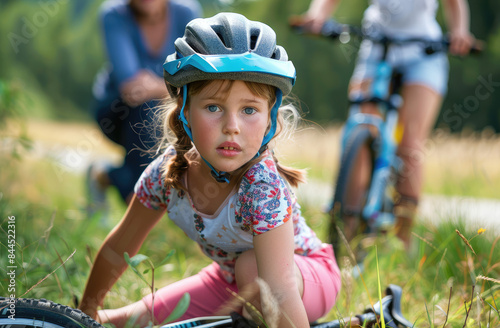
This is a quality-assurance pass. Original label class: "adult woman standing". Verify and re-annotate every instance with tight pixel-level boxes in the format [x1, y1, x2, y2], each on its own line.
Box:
[88, 0, 202, 208]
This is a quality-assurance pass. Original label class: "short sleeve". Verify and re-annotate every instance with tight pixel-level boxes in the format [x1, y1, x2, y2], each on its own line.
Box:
[99, 5, 140, 86]
[236, 158, 293, 236]
[134, 148, 176, 210]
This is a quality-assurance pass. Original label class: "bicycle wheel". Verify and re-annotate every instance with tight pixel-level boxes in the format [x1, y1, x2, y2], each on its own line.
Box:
[329, 126, 375, 257]
[0, 298, 103, 328]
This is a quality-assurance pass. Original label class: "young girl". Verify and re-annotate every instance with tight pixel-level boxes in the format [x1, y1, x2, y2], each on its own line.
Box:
[79, 12, 341, 328]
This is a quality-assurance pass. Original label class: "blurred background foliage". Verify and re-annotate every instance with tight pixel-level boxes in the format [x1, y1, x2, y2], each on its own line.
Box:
[1, 0, 499, 131]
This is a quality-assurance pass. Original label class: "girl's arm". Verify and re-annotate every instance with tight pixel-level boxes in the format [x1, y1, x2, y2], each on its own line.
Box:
[253, 219, 309, 328]
[78, 195, 166, 319]
[441, 0, 475, 55]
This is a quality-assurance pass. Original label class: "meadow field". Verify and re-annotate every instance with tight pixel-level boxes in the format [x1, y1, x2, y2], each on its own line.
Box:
[1, 119, 499, 327]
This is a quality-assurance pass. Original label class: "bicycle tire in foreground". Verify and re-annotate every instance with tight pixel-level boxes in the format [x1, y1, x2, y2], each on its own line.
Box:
[0, 297, 103, 328]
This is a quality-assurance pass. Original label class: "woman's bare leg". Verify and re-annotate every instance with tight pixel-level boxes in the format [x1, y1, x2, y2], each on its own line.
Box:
[395, 84, 443, 248]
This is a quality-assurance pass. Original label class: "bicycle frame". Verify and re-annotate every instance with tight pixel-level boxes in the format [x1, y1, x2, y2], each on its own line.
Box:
[340, 43, 401, 228]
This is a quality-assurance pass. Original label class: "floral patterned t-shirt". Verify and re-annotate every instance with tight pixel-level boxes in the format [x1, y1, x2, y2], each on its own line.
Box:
[134, 146, 323, 283]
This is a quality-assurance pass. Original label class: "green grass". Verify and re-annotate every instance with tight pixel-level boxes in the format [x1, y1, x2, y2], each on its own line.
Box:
[1, 134, 499, 327]
[299, 198, 500, 327]
[0, 155, 211, 311]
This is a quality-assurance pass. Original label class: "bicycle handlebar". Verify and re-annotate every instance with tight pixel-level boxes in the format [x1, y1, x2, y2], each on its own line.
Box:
[291, 18, 484, 55]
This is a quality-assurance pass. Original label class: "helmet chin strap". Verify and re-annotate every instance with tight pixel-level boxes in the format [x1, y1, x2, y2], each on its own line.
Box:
[178, 85, 282, 183]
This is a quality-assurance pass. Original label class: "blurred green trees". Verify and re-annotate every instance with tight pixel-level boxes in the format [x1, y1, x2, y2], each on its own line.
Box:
[1, 0, 499, 131]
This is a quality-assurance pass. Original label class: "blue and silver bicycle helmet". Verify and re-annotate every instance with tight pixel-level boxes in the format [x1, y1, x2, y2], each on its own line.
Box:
[163, 12, 296, 183]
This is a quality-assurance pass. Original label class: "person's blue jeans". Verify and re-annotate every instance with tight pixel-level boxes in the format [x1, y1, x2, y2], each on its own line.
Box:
[95, 99, 161, 202]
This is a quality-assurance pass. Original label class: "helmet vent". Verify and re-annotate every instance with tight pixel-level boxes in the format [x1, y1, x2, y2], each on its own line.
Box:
[212, 24, 230, 49]
[249, 29, 260, 51]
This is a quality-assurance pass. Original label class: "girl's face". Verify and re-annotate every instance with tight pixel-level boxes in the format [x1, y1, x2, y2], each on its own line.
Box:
[186, 80, 271, 173]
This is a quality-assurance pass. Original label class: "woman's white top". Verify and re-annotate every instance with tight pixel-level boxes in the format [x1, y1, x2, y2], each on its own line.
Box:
[364, 0, 442, 39]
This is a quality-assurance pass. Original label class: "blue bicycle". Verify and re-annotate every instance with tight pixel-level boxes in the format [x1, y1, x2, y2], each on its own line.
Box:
[292, 19, 481, 258]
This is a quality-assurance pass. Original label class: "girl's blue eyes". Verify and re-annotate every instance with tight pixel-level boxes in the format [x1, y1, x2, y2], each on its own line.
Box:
[207, 105, 219, 112]
[243, 107, 257, 115]
[206, 105, 257, 115]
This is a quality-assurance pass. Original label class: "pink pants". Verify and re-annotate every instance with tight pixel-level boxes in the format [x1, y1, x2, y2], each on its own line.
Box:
[143, 244, 341, 323]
